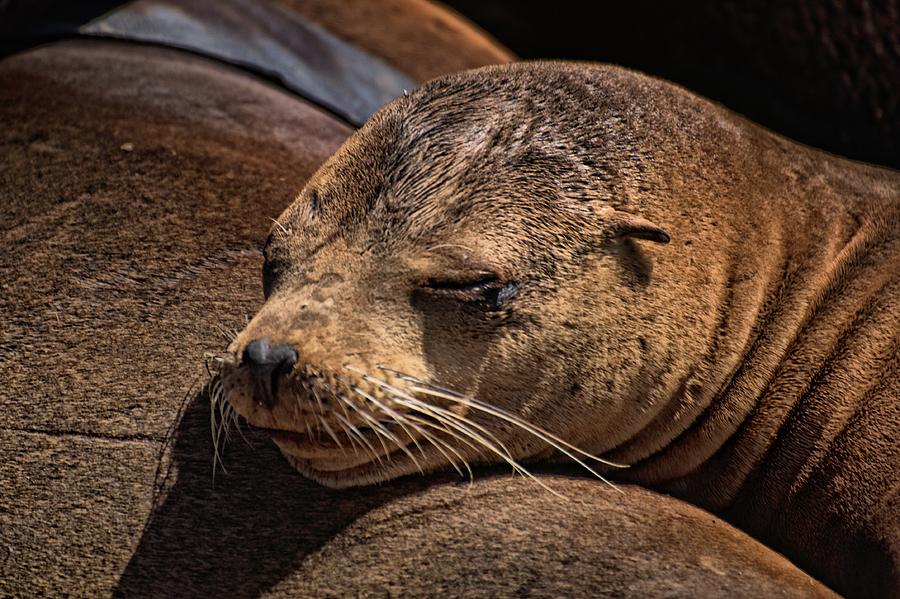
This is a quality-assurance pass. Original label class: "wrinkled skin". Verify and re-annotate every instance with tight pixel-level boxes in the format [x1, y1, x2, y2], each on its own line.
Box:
[223, 62, 900, 597]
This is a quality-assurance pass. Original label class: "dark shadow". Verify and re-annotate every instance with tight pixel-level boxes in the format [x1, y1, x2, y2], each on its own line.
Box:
[614, 239, 654, 289]
[444, 0, 900, 170]
[0, 1, 128, 56]
[113, 385, 475, 598]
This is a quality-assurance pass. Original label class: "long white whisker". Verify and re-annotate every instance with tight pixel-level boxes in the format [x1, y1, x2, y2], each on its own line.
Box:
[216, 380, 232, 444]
[333, 383, 352, 421]
[333, 399, 384, 465]
[385, 368, 626, 470]
[334, 411, 375, 460]
[334, 417, 361, 455]
[405, 395, 514, 459]
[269, 216, 289, 235]
[317, 413, 345, 452]
[335, 373, 467, 476]
[214, 324, 236, 342]
[225, 401, 250, 446]
[409, 385, 621, 491]
[355, 410, 395, 461]
[425, 243, 476, 254]
[341, 384, 468, 477]
[344, 366, 514, 459]
[370, 396, 428, 460]
[310, 386, 326, 415]
[344, 366, 525, 485]
[401, 414, 470, 479]
[348, 386, 425, 474]
[208, 376, 229, 477]
[402, 401, 563, 498]
[220, 385, 252, 447]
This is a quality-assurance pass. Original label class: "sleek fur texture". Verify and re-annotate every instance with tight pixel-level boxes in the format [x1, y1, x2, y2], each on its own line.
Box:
[223, 62, 900, 596]
[1, 15, 844, 596]
[293, 477, 837, 598]
[1, 39, 832, 598]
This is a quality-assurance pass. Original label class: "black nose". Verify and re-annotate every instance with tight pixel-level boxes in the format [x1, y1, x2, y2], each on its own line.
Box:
[242, 339, 298, 369]
[241, 338, 298, 408]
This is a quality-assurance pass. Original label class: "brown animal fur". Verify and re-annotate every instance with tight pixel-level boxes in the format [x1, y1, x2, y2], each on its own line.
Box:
[224, 62, 900, 597]
[293, 477, 836, 598]
[0, 36, 838, 598]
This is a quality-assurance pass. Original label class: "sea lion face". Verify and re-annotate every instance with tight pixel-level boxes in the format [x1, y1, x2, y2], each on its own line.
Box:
[221, 64, 672, 487]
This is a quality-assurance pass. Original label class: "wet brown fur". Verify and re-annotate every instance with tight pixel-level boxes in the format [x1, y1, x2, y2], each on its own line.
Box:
[224, 62, 900, 597]
[0, 27, 839, 599]
[295, 477, 836, 598]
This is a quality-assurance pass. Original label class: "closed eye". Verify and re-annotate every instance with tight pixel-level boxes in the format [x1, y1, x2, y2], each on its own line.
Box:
[420, 272, 518, 310]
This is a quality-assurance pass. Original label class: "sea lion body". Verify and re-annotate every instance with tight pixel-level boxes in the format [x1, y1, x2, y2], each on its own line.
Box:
[222, 62, 900, 596]
[294, 477, 837, 599]
[0, 39, 834, 598]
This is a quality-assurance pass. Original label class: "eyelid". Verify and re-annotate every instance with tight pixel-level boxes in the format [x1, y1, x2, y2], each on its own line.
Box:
[418, 271, 519, 310]
[421, 270, 500, 290]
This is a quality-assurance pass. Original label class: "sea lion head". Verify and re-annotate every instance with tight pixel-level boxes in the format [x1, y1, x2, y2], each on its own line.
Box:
[221, 62, 677, 488]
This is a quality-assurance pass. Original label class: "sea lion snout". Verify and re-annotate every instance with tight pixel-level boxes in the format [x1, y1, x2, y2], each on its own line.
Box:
[241, 338, 298, 408]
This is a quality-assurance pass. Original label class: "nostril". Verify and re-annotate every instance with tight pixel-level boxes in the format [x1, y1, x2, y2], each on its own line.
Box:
[269, 345, 299, 370]
[242, 338, 272, 367]
[241, 338, 298, 408]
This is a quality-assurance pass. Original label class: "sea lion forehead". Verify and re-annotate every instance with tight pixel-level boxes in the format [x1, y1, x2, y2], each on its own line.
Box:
[361, 74, 596, 207]
[278, 63, 639, 256]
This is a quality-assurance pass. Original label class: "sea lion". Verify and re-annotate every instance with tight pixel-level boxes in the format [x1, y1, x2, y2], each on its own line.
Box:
[221, 61, 900, 597]
[290, 477, 837, 598]
[0, 38, 830, 598]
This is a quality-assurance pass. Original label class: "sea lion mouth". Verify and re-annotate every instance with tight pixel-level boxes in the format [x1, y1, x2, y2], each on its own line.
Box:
[263, 418, 431, 472]
[212, 358, 627, 489]
[266, 423, 396, 452]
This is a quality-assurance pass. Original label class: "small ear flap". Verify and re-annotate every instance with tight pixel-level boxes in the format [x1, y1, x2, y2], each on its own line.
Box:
[614, 216, 671, 243]
[603, 209, 671, 244]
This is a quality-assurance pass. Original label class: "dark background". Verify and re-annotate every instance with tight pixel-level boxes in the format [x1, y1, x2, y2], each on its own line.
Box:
[446, 0, 900, 170]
